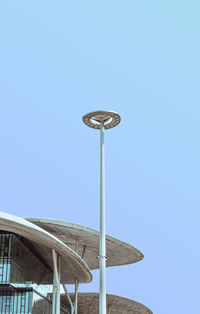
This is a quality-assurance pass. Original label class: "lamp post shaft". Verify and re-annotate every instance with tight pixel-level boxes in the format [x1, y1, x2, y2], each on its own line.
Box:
[82, 111, 121, 314]
[99, 123, 106, 314]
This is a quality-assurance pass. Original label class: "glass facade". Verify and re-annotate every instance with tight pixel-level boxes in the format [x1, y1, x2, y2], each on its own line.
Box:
[0, 232, 69, 314]
[0, 290, 32, 313]
[0, 234, 11, 284]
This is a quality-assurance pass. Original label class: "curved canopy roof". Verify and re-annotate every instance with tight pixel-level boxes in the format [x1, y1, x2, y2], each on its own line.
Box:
[0, 212, 92, 284]
[26, 218, 143, 269]
[60, 293, 153, 314]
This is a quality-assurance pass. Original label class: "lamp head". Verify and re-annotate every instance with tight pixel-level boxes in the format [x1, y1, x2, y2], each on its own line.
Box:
[82, 111, 121, 130]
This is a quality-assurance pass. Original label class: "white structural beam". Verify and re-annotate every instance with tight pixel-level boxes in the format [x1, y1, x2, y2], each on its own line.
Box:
[61, 238, 80, 314]
[57, 255, 61, 313]
[74, 279, 79, 314]
[52, 249, 61, 314]
[62, 283, 74, 314]
[52, 270, 56, 314]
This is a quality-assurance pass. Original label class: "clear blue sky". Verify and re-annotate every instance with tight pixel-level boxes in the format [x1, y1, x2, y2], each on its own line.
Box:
[0, 1, 200, 313]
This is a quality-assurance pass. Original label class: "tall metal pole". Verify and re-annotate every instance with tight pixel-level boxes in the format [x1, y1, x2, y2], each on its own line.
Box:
[100, 123, 106, 314]
[82, 111, 121, 314]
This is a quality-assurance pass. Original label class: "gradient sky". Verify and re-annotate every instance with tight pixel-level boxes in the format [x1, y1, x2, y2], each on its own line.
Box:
[0, 1, 200, 313]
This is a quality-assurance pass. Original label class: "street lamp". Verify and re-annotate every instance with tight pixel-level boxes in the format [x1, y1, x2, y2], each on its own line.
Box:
[82, 111, 121, 314]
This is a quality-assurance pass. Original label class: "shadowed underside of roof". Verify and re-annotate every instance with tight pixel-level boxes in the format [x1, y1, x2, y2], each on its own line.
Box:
[26, 218, 144, 269]
[0, 212, 92, 284]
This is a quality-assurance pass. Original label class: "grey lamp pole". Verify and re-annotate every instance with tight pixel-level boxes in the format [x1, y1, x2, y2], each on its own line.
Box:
[83, 111, 121, 314]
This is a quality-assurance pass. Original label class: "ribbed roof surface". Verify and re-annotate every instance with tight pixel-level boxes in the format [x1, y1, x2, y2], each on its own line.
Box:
[60, 293, 153, 314]
[27, 218, 144, 269]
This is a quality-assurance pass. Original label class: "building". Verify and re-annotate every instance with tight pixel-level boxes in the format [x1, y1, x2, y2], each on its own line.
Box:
[0, 212, 152, 313]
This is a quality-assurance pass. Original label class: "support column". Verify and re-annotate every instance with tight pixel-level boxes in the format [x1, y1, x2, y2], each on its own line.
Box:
[56, 255, 61, 313]
[74, 279, 79, 314]
[52, 249, 61, 314]
[52, 270, 56, 314]
[62, 283, 74, 314]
